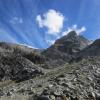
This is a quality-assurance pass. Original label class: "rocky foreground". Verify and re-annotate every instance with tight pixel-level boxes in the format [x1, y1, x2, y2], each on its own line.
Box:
[0, 31, 100, 100]
[0, 57, 100, 100]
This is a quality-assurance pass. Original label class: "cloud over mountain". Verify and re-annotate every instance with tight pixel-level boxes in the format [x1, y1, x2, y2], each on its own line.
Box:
[36, 9, 64, 35]
[62, 24, 86, 36]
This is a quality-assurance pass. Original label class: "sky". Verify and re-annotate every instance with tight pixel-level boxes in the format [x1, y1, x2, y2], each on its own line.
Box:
[0, 0, 100, 49]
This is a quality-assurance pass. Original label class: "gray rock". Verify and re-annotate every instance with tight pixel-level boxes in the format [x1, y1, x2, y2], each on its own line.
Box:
[0, 90, 4, 96]
[37, 95, 50, 100]
[50, 95, 55, 100]
[95, 92, 100, 100]
[6, 91, 12, 96]
[53, 92, 61, 97]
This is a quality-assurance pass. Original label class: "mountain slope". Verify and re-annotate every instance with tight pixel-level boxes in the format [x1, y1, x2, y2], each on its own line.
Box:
[77, 39, 100, 58]
[0, 42, 46, 64]
[42, 31, 90, 67]
[0, 42, 45, 82]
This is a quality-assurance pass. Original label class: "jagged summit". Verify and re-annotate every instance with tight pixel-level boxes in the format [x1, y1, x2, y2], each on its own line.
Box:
[67, 30, 77, 36]
[55, 31, 90, 51]
[56, 31, 77, 40]
[55, 31, 78, 45]
[63, 30, 77, 39]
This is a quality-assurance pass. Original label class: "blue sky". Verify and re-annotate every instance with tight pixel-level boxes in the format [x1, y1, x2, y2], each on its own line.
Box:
[0, 0, 100, 48]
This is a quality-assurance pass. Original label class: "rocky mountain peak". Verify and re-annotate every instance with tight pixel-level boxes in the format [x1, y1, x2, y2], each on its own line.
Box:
[42, 31, 90, 59]
[54, 30, 90, 51]
[41, 31, 90, 68]
[55, 31, 77, 44]
[65, 30, 77, 38]
[91, 39, 100, 46]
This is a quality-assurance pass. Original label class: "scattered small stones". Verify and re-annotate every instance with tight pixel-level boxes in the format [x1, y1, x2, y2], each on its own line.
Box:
[0, 52, 100, 100]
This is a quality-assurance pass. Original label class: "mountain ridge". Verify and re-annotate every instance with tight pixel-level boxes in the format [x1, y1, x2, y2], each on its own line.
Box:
[0, 31, 100, 99]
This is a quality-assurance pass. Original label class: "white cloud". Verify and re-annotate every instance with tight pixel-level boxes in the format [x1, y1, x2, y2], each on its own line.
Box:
[36, 9, 64, 35]
[10, 17, 23, 24]
[62, 24, 86, 36]
[77, 26, 86, 34]
[46, 39, 55, 45]
[36, 15, 43, 28]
